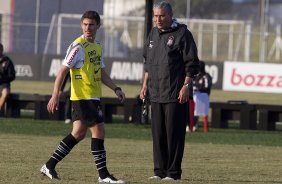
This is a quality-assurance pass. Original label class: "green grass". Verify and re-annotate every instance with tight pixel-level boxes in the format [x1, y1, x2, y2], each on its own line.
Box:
[3, 79, 282, 183]
[1, 118, 282, 147]
[1, 117, 282, 184]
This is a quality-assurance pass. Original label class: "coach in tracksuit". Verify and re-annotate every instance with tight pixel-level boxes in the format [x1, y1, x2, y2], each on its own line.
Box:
[140, 1, 199, 181]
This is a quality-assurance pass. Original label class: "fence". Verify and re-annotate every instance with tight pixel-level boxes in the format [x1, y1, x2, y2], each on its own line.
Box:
[1, 13, 282, 63]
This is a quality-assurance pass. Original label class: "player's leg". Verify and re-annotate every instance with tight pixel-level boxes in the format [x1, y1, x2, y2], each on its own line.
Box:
[203, 115, 208, 133]
[40, 112, 87, 179]
[194, 116, 199, 131]
[0, 85, 10, 111]
[89, 124, 125, 183]
[86, 100, 124, 183]
[89, 123, 108, 177]
[40, 98, 89, 179]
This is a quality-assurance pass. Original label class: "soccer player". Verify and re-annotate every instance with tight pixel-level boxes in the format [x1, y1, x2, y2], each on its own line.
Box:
[40, 11, 125, 184]
[192, 61, 212, 132]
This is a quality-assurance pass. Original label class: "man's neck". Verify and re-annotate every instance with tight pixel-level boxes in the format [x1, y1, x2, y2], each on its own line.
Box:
[158, 27, 172, 33]
[86, 38, 95, 43]
[83, 35, 95, 43]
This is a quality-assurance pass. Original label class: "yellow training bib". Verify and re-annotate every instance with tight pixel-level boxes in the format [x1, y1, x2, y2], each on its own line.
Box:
[70, 37, 102, 100]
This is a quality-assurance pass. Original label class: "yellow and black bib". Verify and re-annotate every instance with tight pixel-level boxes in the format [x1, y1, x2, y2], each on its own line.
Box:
[70, 37, 102, 100]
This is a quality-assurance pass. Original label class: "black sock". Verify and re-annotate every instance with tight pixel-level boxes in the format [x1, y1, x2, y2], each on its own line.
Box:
[91, 138, 110, 179]
[46, 134, 78, 169]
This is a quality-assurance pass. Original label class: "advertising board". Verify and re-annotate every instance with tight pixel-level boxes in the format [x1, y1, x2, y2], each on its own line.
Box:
[223, 61, 282, 93]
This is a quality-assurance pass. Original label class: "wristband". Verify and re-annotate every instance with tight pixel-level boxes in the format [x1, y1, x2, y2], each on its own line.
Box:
[114, 87, 122, 93]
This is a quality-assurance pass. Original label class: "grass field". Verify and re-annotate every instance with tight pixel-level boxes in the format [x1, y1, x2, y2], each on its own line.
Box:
[1, 118, 282, 184]
[4, 80, 282, 183]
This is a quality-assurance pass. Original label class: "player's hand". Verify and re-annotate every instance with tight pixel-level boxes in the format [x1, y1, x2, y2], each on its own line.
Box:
[115, 88, 125, 103]
[47, 95, 59, 114]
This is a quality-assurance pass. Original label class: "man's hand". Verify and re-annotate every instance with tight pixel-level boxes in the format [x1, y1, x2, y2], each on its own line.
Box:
[115, 88, 125, 103]
[139, 86, 147, 100]
[47, 95, 59, 114]
[178, 85, 189, 104]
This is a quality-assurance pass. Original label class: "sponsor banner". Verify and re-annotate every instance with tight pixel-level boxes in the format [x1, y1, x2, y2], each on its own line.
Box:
[105, 59, 223, 88]
[9, 53, 41, 80]
[104, 58, 144, 85]
[223, 61, 282, 93]
[8, 53, 224, 90]
[41, 55, 64, 81]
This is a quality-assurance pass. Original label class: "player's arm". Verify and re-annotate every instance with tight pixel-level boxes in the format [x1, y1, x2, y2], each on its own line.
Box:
[52, 66, 70, 97]
[47, 65, 70, 113]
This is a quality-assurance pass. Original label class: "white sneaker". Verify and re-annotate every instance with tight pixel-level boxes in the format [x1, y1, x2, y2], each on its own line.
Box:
[40, 164, 60, 180]
[162, 177, 177, 181]
[148, 175, 161, 180]
[64, 119, 71, 124]
[186, 126, 190, 132]
[98, 175, 125, 183]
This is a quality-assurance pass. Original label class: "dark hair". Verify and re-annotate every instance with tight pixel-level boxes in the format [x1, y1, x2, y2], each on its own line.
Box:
[153, 1, 173, 15]
[81, 11, 100, 25]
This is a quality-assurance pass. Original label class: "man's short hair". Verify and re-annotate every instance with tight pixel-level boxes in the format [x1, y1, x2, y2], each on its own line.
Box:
[81, 11, 100, 25]
[153, 1, 173, 15]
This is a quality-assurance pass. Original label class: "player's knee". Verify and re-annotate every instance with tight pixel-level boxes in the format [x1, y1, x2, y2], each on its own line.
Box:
[72, 131, 86, 141]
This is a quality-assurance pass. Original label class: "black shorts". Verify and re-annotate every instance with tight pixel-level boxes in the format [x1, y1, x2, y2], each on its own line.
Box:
[72, 100, 104, 126]
[0, 83, 10, 91]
